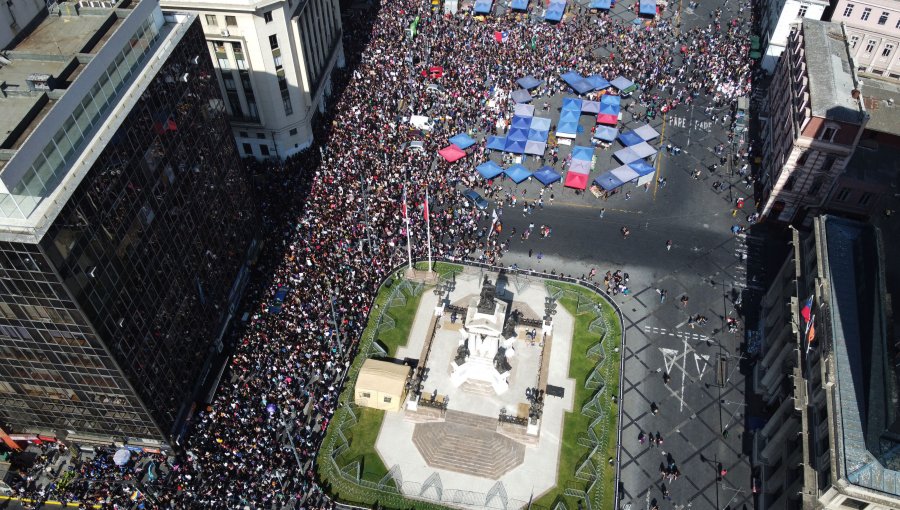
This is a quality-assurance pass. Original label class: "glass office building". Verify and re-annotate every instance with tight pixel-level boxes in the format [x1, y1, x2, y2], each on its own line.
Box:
[0, 0, 255, 445]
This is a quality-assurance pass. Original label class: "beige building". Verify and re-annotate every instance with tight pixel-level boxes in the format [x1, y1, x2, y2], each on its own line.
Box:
[753, 216, 899, 510]
[160, 0, 344, 159]
[355, 359, 411, 412]
[760, 19, 869, 224]
[830, 0, 900, 81]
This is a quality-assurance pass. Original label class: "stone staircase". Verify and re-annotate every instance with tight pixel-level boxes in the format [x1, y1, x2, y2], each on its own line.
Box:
[412, 411, 525, 479]
[460, 380, 496, 396]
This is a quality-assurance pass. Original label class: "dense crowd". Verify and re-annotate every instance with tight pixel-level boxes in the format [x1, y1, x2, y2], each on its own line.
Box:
[15, 0, 756, 508]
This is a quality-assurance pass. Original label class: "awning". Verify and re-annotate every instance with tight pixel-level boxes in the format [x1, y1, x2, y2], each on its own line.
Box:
[564, 171, 589, 189]
[516, 75, 542, 90]
[505, 164, 532, 183]
[633, 123, 660, 141]
[533, 166, 561, 185]
[593, 125, 618, 141]
[614, 146, 641, 164]
[618, 131, 644, 146]
[438, 144, 467, 162]
[571, 145, 594, 162]
[628, 159, 656, 176]
[514, 103, 535, 116]
[486, 136, 507, 150]
[610, 164, 640, 182]
[594, 172, 625, 191]
[511, 88, 533, 103]
[630, 141, 658, 158]
[477, 160, 504, 179]
[449, 133, 476, 150]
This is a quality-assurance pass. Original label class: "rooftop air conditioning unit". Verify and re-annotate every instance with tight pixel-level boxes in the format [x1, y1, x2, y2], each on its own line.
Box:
[220, 29, 229, 37]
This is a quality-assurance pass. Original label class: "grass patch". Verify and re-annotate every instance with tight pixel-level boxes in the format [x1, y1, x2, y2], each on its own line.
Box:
[334, 406, 391, 483]
[414, 261, 463, 278]
[533, 281, 622, 510]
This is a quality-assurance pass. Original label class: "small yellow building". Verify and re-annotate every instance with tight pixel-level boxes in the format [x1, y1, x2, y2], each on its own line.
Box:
[354, 359, 411, 411]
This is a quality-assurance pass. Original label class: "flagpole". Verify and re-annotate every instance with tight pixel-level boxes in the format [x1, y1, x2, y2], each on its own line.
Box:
[403, 183, 412, 271]
[425, 186, 433, 273]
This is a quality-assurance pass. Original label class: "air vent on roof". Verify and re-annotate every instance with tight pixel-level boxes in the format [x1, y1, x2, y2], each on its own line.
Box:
[57, 2, 78, 16]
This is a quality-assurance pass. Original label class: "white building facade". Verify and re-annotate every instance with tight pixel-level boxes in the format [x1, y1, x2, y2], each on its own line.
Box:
[760, 0, 829, 73]
[160, 0, 344, 159]
[830, 0, 900, 82]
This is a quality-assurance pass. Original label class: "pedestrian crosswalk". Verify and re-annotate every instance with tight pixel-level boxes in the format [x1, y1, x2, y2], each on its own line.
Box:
[643, 325, 709, 342]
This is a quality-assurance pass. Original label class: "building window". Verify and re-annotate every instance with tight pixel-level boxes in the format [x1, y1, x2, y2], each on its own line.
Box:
[878, 11, 889, 25]
[279, 73, 292, 116]
[858, 192, 872, 205]
[784, 174, 797, 191]
[232, 42, 248, 70]
[850, 35, 860, 48]
[260, 144, 270, 156]
[861, 7, 871, 21]
[205, 14, 217, 26]
[822, 155, 836, 172]
[383, 396, 392, 403]
[264, 11, 273, 23]
[821, 127, 837, 141]
[361, 392, 371, 398]
[256, 133, 266, 139]
[269, 34, 279, 50]
[289, 128, 298, 136]
[843, 3, 854, 17]
[225, 16, 237, 26]
[797, 150, 811, 166]
[808, 175, 825, 195]
[239, 131, 248, 137]
[242, 143, 253, 155]
[865, 40, 876, 53]
[835, 187, 850, 201]
[882, 44, 894, 58]
[798, 5, 807, 17]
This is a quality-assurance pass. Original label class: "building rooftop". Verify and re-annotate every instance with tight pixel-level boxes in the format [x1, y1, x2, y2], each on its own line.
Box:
[818, 216, 900, 496]
[861, 77, 900, 137]
[802, 19, 867, 124]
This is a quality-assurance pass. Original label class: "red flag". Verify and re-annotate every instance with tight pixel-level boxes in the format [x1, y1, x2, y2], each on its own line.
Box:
[806, 314, 816, 345]
[401, 187, 408, 220]
[423, 194, 429, 219]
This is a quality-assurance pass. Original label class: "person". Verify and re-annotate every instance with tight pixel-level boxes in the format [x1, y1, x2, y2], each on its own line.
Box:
[680, 295, 689, 307]
[665, 240, 672, 251]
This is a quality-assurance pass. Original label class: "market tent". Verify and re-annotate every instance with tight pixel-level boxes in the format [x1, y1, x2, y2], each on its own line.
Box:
[530, 117, 552, 131]
[505, 164, 532, 183]
[594, 172, 625, 191]
[477, 161, 504, 179]
[561, 97, 583, 111]
[545, 0, 567, 22]
[569, 159, 592, 174]
[564, 171, 589, 189]
[628, 159, 656, 176]
[486, 136, 507, 151]
[630, 141, 658, 158]
[533, 166, 561, 185]
[511, 88, 533, 104]
[504, 138, 527, 154]
[594, 125, 618, 141]
[514, 104, 536, 116]
[439, 144, 467, 162]
[597, 110, 619, 125]
[572, 78, 594, 95]
[638, 0, 656, 16]
[511, 115, 532, 129]
[589, 0, 611, 9]
[556, 109, 580, 138]
[355, 359, 410, 412]
[560, 71, 583, 90]
[633, 123, 660, 141]
[610, 164, 640, 182]
[474, 0, 493, 13]
[618, 130, 644, 146]
[516, 75, 542, 90]
[524, 140, 547, 155]
[600, 94, 621, 107]
[614, 146, 641, 164]
[449, 133, 476, 150]
[581, 100, 600, 114]
[511, 0, 529, 9]
[571, 145, 594, 162]
[586, 75, 610, 90]
[610, 76, 636, 93]
[527, 128, 547, 141]
[507, 127, 529, 141]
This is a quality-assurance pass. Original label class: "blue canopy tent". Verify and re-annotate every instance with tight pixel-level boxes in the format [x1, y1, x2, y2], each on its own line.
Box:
[477, 161, 504, 179]
[449, 133, 476, 150]
[618, 130, 643, 146]
[571, 145, 594, 162]
[511, 116, 532, 129]
[581, 100, 600, 115]
[594, 125, 618, 142]
[545, 0, 566, 22]
[610, 164, 640, 183]
[516, 75, 542, 90]
[573, 79, 594, 95]
[560, 71, 583, 87]
[639, 0, 656, 16]
[514, 104, 535, 117]
[486, 136, 507, 151]
[586, 75, 610, 90]
[505, 164, 532, 184]
[511, 0, 529, 9]
[533, 166, 562, 186]
[610, 76, 637, 94]
[628, 160, 656, 177]
[511, 88, 533, 104]
[594, 172, 625, 191]
[589, 0, 611, 9]
[527, 128, 548, 142]
[474, 0, 493, 14]
[530, 117, 552, 131]
[561, 97, 583, 111]
[556, 109, 580, 137]
[600, 94, 621, 107]
[507, 127, 529, 142]
[504, 138, 527, 154]
[597, 102, 620, 125]
[524, 141, 547, 155]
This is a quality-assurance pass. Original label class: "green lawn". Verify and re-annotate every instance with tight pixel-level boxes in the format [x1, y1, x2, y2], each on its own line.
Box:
[334, 406, 391, 483]
[534, 281, 622, 510]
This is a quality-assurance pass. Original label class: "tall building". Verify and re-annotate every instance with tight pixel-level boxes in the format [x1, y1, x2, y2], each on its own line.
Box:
[159, 0, 345, 160]
[829, 0, 900, 82]
[760, 19, 869, 224]
[0, 0, 256, 447]
[752, 216, 900, 510]
[760, 0, 829, 73]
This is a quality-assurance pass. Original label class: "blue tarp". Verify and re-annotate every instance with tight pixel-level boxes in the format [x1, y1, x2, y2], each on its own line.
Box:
[511, 116, 532, 129]
[629, 160, 656, 176]
[474, 0, 493, 13]
[594, 125, 618, 141]
[618, 131, 643, 146]
[477, 161, 504, 179]
[571, 146, 594, 162]
[486, 136, 507, 151]
[449, 133, 476, 150]
[533, 166, 562, 185]
[639, 0, 656, 16]
[507, 127, 529, 142]
[504, 138, 527, 154]
[586, 75, 610, 90]
[269, 287, 289, 314]
[505, 164, 532, 184]
[516, 75, 542, 90]
[511, 88, 533, 104]
[589, 0, 611, 8]
[594, 172, 625, 191]
[511, 0, 529, 10]
[545, 0, 566, 21]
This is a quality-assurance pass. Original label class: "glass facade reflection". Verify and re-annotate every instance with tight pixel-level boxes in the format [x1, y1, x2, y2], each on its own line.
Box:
[0, 19, 255, 442]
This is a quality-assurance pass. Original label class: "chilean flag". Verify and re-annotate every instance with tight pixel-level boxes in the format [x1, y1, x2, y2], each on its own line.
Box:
[401, 186, 409, 222]
[800, 295, 813, 323]
[494, 31, 508, 43]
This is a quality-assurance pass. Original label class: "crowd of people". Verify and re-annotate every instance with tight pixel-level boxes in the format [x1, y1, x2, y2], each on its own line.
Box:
[12, 0, 756, 508]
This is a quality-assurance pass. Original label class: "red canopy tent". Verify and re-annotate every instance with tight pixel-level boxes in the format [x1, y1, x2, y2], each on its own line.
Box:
[596, 113, 618, 125]
[438, 144, 467, 162]
[564, 171, 589, 190]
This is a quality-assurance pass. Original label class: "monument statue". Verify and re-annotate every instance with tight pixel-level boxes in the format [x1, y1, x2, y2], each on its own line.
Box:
[477, 276, 497, 315]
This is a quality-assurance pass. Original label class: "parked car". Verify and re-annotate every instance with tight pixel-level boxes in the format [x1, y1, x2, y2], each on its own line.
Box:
[462, 189, 489, 210]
